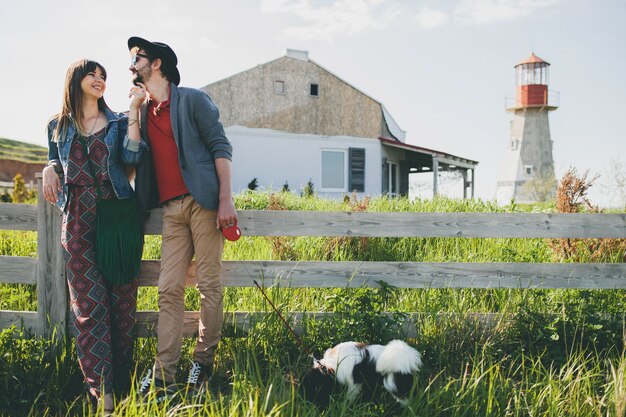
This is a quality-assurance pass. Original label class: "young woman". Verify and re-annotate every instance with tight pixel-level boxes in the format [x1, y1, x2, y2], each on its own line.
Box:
[42, 59, 146, 411]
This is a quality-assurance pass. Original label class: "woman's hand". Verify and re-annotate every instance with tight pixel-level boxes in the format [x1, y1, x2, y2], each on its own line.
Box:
[42, 165, 61, 204]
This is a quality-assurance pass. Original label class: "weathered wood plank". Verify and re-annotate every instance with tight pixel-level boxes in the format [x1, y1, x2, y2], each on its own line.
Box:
[136, 260, 626, 289]
[133, 311, 507, 339]
[3, 204, 625, 238]
[143, 210, 626, 238]
[0, 203, 37, 231]
[48, 309, 626, 340]
[0, 311, 41, 335]
[236, 211, 626, 238]
[133, 311, 338, 338]
[222, 261, 626, 289]
[134, 311, 339, 338]
[36, 179, 67, 339]
[0, 256, 37, 284]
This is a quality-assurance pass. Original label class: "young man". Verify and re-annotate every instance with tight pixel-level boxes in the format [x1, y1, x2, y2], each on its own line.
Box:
[127, 36, 236, 399]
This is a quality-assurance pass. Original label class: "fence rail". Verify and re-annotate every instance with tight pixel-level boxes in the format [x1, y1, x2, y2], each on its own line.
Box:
[0, 179, 624, 339]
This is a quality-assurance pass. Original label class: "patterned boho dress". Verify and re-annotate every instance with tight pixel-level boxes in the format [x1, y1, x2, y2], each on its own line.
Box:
[61, 127, 138, 396]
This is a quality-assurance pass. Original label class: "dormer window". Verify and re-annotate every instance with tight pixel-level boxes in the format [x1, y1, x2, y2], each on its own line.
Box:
[310, 83, 319, 96]
[274, 80, 285, 94]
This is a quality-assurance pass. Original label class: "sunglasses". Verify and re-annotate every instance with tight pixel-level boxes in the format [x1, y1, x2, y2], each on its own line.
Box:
[131, 53, 149, 66]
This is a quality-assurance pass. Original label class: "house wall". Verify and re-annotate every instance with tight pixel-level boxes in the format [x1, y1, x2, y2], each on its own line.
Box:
[380, 145, 406, 194]
[203, 57, 384, 139]
[226, 125, 382, 199]
[381, 146, 405, 164]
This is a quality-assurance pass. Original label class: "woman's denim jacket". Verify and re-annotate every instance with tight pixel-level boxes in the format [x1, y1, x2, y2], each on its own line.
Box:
[47, 108, 146, 212]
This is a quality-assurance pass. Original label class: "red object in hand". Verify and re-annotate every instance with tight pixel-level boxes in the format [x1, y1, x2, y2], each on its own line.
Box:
[222, 220, 241, 241]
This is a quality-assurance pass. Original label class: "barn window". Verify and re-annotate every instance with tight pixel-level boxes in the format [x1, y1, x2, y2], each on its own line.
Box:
[310, 83, 319, 96]
[321, 150, 346, 190]
[274, 80, 285, 94]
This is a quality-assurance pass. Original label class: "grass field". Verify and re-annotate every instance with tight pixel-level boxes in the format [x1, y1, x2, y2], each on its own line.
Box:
[0, 137, 47, 164]
[1, 192, 624, 416]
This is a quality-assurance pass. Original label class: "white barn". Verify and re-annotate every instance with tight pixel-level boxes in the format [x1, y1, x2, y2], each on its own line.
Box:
[202, 49, 478, 198]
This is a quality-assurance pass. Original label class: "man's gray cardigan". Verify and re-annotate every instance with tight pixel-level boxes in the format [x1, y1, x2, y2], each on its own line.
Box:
[135, 83, 232, 218]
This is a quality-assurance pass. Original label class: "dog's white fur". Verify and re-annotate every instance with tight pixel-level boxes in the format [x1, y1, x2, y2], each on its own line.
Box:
[312, 340, 422, 404]
[377, 340, 422, 398]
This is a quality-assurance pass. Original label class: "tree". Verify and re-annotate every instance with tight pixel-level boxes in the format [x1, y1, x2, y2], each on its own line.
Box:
[247, 177, 258, 191]
[301, 179, 315, 198]
[602, 159, 626, 208]
[11, 173, 31, 203]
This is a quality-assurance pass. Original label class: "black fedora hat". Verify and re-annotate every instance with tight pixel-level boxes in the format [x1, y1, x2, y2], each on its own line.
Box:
[128, 36, 180, 86]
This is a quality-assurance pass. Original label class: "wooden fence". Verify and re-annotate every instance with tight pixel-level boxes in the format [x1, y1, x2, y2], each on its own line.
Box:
[0, 178, 625, 340]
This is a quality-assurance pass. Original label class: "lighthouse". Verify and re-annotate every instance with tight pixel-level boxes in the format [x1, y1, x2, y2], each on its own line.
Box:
[495, 53, 559, 204]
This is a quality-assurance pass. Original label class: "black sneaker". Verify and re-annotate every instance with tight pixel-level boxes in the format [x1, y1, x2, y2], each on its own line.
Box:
[186, 361, 212, 393]
[138, 368, 177, 404]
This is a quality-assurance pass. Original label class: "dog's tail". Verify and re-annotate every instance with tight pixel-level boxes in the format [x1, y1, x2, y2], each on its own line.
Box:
[376, 340, 422, 404]
[376, 340, 422, 375]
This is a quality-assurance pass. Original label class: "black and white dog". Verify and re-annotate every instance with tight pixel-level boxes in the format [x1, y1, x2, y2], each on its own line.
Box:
[301, 340, 422, 408]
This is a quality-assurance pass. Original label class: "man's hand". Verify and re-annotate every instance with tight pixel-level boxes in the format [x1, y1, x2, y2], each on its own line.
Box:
[215, 158, 236, 230]
[129, 82, 147, 111]
[217, 198, 237, 231]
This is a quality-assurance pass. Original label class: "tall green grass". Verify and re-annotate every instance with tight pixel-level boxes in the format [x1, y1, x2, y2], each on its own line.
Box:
[1, 193, 624, 416]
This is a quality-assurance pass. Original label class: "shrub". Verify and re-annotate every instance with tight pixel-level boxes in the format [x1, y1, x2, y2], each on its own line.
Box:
[1, 190, 11, 203]
[11, 173, 31, 203]
[304, 281, 408, 350]
[247, 177, 259, 191]
[547, 167, 626, 262]
[301, 179, 315, 198]
[266, 194, 297, 260]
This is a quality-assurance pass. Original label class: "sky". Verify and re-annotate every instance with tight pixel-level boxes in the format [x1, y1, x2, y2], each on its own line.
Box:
[1, 0, 625, 207]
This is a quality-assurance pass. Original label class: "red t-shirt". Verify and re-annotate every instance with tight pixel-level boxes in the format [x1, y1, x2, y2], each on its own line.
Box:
[147, 96, 189, 203]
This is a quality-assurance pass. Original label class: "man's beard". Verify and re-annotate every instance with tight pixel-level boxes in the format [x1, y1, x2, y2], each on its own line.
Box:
[132, 67, 150, 86]
[133, 72, 145, 86]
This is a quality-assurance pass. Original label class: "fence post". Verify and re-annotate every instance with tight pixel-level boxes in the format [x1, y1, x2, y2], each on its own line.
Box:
[36, 175, 67, 340]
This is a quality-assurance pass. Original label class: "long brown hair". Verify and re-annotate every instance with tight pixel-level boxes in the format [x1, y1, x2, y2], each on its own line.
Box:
[52, 59, 111, 142]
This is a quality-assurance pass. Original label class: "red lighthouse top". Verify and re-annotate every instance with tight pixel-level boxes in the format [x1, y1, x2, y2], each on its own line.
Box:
[508, 52, 558, 110]
[516, 52, 550, 66]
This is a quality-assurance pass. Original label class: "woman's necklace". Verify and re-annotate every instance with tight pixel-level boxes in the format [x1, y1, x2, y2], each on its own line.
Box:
[84, 112, 100, 136]
[81, 112, 100, 154]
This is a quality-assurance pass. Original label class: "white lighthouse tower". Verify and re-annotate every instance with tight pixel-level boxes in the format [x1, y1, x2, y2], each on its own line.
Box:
[496, 53, 559, 204]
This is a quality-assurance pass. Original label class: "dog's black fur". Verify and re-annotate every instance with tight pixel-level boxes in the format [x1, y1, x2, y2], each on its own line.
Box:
[301, 364, 338, 409]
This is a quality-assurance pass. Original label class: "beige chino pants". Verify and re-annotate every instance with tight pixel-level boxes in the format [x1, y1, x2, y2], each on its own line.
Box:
[154, 195, 224, 383]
